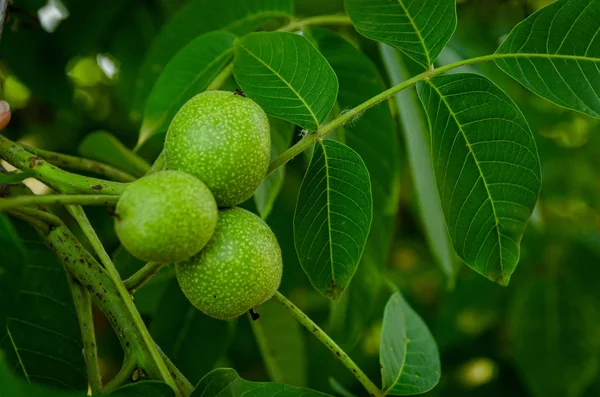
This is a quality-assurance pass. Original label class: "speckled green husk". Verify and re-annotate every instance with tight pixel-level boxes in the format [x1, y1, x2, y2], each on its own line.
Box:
[115, 170, 218, 263]
[176, 207, 282, 319]
[165, 91, 270, 207]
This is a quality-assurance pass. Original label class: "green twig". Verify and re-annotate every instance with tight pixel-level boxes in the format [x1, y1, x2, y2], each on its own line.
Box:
[67, 274, 103, 394]
[147, 150, 167, 175]
[277, 14, 352, 32]
[100, 353, 137, 395]
[6, 209, 50, 233]
[8, 206, 62, 226]
[266, 53, 515, 176]
[124, 262, 165, 293]
[65, 205, 178, 394]
[0, 194, 119, 212]
[0, 135, 128, 195]
[206, 63, 234, 91]
[273, 292, 383, 397]
[20, 145, 136, 182]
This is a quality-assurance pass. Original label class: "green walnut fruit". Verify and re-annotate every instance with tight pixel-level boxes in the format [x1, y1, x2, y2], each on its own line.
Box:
[115, 170, 218, 263]
[176, 207, 282, 319]
[165, 90, 270, 207]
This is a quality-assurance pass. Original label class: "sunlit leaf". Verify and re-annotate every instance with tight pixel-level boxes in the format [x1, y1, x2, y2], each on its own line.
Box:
[380, 291, 440, 395]
[151, 279, 234, 384]
[344, 0, 457, 68]
[294, 140, 372, 300]
[417, 73, 541, 285]
[139, 31, 237, 145]
[233, 32, 339, 130]
[495, 0, 600, 118]
[380, 44, 456, 286]
[254, 119, 295, 219]
[132, 0, 294, 118]
[192, 368, 331, 396]
[509, 278, 600, 397]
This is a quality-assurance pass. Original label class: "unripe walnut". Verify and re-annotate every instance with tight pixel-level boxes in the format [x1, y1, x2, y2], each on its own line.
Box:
[165, 91, 270, 207]
[176, 207, 282, 319]
[114, 170, 218, 263]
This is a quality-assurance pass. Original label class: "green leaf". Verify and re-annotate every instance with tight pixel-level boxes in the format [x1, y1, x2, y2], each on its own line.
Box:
[132, 0, 294, 119]
[344, 0, 457, 68]
[151, 279, 234, 384]
[380, 44, 456, 286]
[380, 291, 440, 395]
[311, 28, 400, 268]
[495, 0, 600, 118]
[0, 216, 26, 340]
[250, 300, 307, 386]
[78, 131, 151, 177]
[254, 118, 295, 219]
[0, 171, 35, 185]
[509, 278, 599, 397]
[309, 28, 399, 345]
[1, 235, 86, 391]
[139, 31, 237, 145]
[417, 73, 541, 285]
[192, 368, 331, 396]
[233, 32, 339, 131]
[0, 353, 85, 397]
[294, 140, 372, 300]
[110, 381, 175, 397]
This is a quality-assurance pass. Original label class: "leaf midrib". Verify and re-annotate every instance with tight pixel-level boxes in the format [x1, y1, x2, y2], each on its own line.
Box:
[321, 141, 336, 293]
[426, 80, 504, 281]
[237, 38, 320, 129]
[396, 0, 431, 66]
[6, 326, 30, 383]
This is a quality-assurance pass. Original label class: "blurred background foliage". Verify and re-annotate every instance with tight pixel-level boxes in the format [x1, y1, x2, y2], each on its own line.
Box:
[1, 0, 600, 396]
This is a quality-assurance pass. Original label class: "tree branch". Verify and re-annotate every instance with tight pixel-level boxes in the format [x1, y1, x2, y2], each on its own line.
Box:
[21, 144, 136, 182]
[0, 194, 119, 212]
[0, 135, 127, 195]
